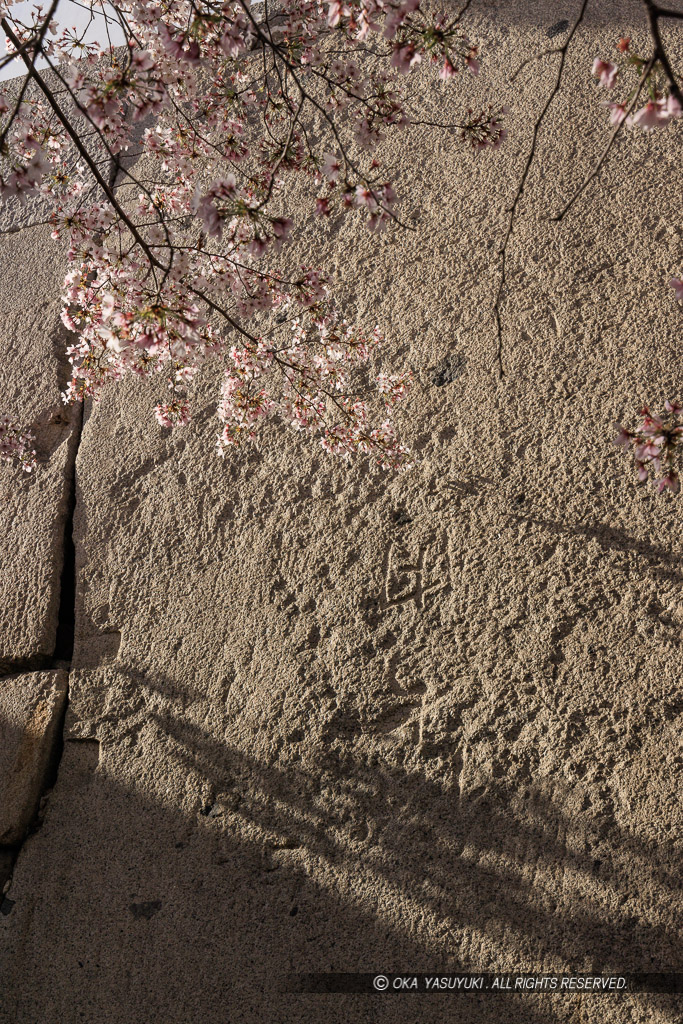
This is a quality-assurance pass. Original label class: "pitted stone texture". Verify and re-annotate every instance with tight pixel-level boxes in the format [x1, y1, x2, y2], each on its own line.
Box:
[1, 2, 682, 1023]
[0, 225, 80, 671]
[0, 671, 68, 845]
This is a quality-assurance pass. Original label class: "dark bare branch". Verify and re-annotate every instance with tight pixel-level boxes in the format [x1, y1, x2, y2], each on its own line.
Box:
[641, 0, 683, 104]
[552, 55, 655, 221]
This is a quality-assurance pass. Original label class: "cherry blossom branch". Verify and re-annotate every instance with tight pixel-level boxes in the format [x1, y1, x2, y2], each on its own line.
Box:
[235, 8, 403, 211]
[28, 43, 214, 302]
[4, 20, 248, 346]
[0, 0, 61, 153]
[553, 0, 681, 220]
[551, 55, 655, 222]
[615, 400, 683, 493]
[1, 16, 164, 271]
[0, 415, 36, 472]
[33, 45, 168, 212]
[0, 7, 56, 71]
[641, 0, 683, 105]
[0, 0, 492, 467]
[254, 91, 305, 210]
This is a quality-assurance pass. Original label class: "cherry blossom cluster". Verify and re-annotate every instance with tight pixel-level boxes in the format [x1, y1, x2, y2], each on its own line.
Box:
[327, 0, 481, 82]
[614, 400, 683, 494]
[0, 415, 37, 472]
[458, 103, 508, 151]
[592, 37, 682, 128]
[216, 308, 413, 467]
[615, 277, 683, 494]
[0, 0, 507, 470]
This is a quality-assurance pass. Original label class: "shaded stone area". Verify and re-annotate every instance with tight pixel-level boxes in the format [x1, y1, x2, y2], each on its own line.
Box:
[0, 723, 679, 1023]
[547, 19, 570, 38]
[430, 351, 467, 387]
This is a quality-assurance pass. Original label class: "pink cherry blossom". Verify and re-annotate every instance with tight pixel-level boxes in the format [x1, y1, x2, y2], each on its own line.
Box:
[630, 100, 667, 130]
[602, 101, 627, 125]
[665, 94, 682, 119]
[592, 58, 618, 89]
[390, 43, 421, 75]
[383, 0, 420, 40]
[320, 152, 342, 183]
[613, 424, 632, 449]
[154, 400, 192, 428]
[355, 185, 379, 211]
[594, 41, 681, 133]
[616, 404, 683, 494]
[658, 473, 680, 494]
[0, 416, 37, 472]
[440, 58, 457, 81]
[327, 1, 350, 28]
[488, 127, 508, 151]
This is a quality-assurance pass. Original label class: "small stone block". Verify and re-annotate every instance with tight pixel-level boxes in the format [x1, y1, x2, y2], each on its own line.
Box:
[0, 670, 68, 845]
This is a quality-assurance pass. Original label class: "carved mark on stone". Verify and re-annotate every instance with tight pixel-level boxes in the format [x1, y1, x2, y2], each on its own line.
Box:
[380, 542, 447, 612]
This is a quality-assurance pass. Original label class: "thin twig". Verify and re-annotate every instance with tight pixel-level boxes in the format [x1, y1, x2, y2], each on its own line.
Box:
[510, 46, 564, 83]
[551, 56, 655, 222]
[492, 0, 590, 378]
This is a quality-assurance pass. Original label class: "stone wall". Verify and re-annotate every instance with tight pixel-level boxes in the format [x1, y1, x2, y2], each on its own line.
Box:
[1, 2, 681, 1022]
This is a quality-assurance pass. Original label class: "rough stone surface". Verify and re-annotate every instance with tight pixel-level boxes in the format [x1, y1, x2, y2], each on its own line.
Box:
[0, 671, 68, 845]
[0, 224, 80, 672]
[0, 2, 682, 1022]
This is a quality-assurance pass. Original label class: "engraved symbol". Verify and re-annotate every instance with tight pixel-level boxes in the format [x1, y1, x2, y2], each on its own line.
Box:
[380, 541, 447, 612]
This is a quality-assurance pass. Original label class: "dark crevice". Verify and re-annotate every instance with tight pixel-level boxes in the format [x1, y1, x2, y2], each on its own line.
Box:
[1, 673, 70, 901]
[0, 653, 54, 678]
[40, 397, 84, 782]
[53, 403, 81, 663]
[32, 680, 70, 823]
